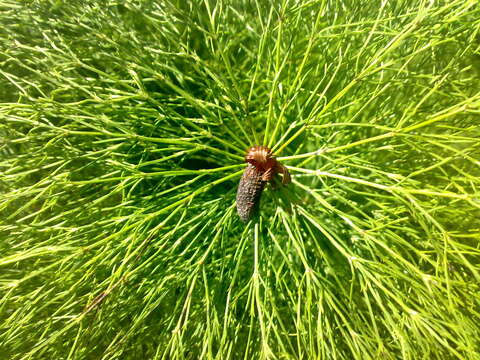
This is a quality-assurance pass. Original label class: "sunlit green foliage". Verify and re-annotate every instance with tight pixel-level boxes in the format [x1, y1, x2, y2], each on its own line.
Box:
[1, 0, 480, 359]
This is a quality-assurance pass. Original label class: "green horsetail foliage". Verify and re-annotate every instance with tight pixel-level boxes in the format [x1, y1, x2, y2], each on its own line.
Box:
[1, 0, 479, 359]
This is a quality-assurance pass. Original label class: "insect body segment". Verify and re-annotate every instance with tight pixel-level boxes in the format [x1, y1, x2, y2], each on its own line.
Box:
[236, 164, 266, 222]
[236, 146, 291, 222]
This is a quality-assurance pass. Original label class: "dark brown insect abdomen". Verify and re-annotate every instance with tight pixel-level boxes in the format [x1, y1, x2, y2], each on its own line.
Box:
[236, 164, 266, 222]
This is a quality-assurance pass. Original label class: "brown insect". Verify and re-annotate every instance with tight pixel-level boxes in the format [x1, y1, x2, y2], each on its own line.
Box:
[236, 146, 291, 222]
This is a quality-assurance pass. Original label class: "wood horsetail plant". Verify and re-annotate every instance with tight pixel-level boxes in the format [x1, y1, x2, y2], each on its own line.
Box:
[1, 0, 480, 359]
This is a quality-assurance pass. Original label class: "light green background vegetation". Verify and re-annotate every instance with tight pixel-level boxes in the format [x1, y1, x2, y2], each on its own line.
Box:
[1, 0, 479, 359]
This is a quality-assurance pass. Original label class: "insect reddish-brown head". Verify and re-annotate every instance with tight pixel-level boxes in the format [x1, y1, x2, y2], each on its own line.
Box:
[245, 146, 276, 173]
[244, 145, 290, 183]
